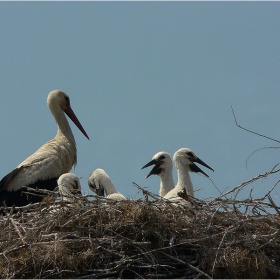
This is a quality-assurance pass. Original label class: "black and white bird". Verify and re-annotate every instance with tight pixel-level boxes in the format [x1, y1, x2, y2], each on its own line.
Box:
[141, 151, 174, 197]
[163, 148, 214, 201]
[0, 90, 89, 207]
[88, 168, 126, 201]
[57, 173, 82, 203]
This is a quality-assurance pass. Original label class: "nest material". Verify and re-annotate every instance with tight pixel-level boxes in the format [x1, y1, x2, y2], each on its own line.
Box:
[1, 176, 280, 279]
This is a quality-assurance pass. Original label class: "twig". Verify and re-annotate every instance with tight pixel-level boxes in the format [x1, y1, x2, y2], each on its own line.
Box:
[132, 182, 161, 200]
[161, 252, 212, 279]
[207, 177, 223, 195]
[10, 218, 26, 245]
[211, 229, 228, 276]
[217, 167, 280, 199]
[206, 205, 222, 231]
[267, 194, 280, 216]
[79, 271, 117, 279]
[246, 147, 280, 169]
[26, 234, 37, 276]
[0, 244, 27, 256]
[24, 187, 59, 195]
[261, 178, 280, 201]
[0, 202, 46, 213]
[97, 245, 124, 259]
[231, 106, 280, 144]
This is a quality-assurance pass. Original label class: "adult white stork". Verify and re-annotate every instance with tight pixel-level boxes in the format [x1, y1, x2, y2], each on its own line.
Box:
[88, 168, 126, 201]
[0, 90, 89, 207]
[163, 148, 214, 201]
[57, 173, 82, 203]
[141, 151, 175, 197]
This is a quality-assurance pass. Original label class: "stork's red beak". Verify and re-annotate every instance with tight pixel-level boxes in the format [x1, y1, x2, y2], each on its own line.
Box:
[64, 106, 90, 140]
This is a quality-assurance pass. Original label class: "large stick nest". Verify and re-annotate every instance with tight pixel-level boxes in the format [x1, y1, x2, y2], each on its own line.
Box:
[1, 169, 280, 279]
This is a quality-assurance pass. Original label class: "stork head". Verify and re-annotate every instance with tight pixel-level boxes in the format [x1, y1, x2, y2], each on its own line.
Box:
[57, 173, 82, 202]
[141, 151, 173, 178]
[47, 90, 89, 139]
[88, 168, 113, 197]
[173, 148, 214, 177]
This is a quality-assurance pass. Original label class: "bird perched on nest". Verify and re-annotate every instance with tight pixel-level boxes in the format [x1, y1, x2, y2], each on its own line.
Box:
[0, 90, 89, 208]
[57, 173, 82, 203]
[141, 151, 175, 197]
[163, 148, 214, 202]
[88, 168, 126, 201]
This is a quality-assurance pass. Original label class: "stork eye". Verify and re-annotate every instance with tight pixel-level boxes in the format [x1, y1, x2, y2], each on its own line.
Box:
[186, 152, 194, 157]
[159, 155, 165, 160]
[73, 180, 79, 190]
[65, 96, 70, 106]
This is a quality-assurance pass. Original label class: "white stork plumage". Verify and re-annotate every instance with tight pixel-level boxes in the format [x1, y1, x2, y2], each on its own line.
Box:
[0, 90, 89, 207]
[58, 173, 82, 203]
[88, 168, 126, 201]
[163, 148, 214, 201]
[141, 151, 175, 197]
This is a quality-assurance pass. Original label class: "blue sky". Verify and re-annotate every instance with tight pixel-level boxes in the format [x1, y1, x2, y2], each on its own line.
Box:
[1, 2, 280, 204]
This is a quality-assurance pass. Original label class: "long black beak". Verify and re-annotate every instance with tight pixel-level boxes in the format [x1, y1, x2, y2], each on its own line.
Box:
[141, 159, 162, 178]
[190, 157, 214, 177]
[141, 159, 157, 170]
[145, 165, 163, 178]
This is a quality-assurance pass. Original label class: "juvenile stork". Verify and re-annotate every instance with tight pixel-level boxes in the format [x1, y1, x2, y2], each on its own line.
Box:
[163, 148, 214, 201]
[141, 151, 174, 197]
[88, 168, 126, 201]
[0, 90, 89, 207]
[58, 173, 82, 203]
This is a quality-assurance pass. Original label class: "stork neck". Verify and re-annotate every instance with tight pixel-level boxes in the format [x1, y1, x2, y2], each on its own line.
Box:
[175, 161, 194, 197]
[159, 168, 175, 197]
[103, 178, 118, 195]
[53, 107, 76, 145]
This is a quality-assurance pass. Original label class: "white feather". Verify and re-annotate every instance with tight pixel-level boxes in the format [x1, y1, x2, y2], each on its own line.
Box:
[58, 173, 82, 203]
[142, 151, 175, 197]
[88, 168, 126, 201]
[164, 148, 213, 201]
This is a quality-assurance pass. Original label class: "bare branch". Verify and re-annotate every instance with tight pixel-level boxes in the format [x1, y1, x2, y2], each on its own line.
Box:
[246, 146, 280, 169]
[231, 106, 280, 144]
[217, 166, 280, 199]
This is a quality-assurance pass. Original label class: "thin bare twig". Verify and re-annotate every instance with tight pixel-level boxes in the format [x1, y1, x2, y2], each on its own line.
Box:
[217, 167, 280, 199]
[231, 106, 280, 144]
[161, 252, 212, 279]
[132, 182, 161, 200]
[246, 147, 280, 169]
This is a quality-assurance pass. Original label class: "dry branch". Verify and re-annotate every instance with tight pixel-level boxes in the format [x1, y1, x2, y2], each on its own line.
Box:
[231, 106, 280, 144]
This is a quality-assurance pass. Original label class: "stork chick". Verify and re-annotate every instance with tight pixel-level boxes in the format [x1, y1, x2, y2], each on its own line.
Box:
[164, 148, 214, 201]
[141, 151, 174, 197]
[58, 173, 82, 203]
[88, 169, 126, 201]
